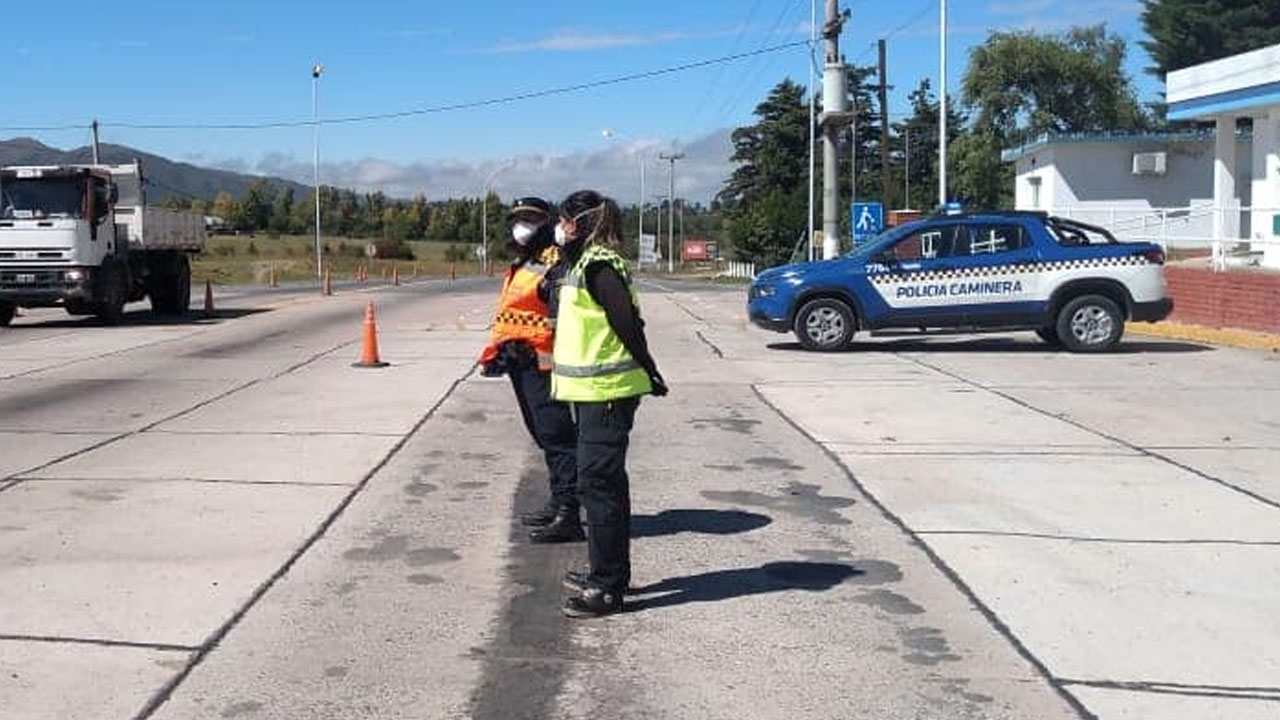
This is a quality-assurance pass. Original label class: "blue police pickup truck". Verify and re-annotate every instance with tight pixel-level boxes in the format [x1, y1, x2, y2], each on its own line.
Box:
[748, 211, 1173, 352]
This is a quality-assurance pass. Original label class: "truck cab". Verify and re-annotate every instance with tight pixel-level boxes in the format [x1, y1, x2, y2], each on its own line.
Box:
[0, 162, 203, 326]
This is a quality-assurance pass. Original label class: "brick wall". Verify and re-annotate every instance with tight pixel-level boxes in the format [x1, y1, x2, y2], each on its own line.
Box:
[1164, 266, 1280, 334]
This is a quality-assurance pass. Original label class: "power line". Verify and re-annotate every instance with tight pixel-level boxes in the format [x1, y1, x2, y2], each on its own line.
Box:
[0, 40, 807, 134]
[854, 0, 938, 63]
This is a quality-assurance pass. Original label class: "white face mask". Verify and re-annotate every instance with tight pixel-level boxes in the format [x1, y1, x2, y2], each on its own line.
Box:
[554, 224, 570, 246]
[511, 221, 537, 245]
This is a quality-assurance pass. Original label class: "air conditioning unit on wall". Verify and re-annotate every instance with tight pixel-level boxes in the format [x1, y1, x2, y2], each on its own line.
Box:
[1133, 151, 1168, 175]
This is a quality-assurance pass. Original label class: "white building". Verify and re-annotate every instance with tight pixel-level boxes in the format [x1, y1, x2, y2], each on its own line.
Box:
[1003, 131, 1251, 248]
[1004, 42, 1280, 268]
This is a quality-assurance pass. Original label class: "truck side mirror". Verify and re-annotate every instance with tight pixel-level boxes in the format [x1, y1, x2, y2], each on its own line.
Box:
[108, 185, 119, 204]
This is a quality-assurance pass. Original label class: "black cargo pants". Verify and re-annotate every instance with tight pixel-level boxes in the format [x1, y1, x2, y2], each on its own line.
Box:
[575, 396, 641, 593]
[510, 366, 579, 512]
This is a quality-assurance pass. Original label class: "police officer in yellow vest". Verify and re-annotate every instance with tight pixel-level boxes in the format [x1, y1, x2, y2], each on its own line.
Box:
[479, 197, 583, 544]
[551, 190, 668, 618]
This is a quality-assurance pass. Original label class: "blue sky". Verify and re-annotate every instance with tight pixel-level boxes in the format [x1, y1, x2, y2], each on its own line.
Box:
[2, 0, 1155, 202]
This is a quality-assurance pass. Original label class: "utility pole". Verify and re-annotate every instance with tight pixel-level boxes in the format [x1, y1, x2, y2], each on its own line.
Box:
[939, 0, 948, 208]
[820, 0, 849, 260]
[807, 0, 817, 261]
[658, 152, 683, 273]
[312, 62, 324, 282]
[904, 126, 911, 210]
[878, 38, 891, 210]
[91, 120, 101, 165]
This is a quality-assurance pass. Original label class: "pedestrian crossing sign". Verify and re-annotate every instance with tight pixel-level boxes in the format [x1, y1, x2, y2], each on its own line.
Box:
[851, 202, 884, 244]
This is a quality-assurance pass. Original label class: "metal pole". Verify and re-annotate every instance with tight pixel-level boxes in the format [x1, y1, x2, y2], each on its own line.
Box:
[850, 114, 857, 248]
[821, 0, 845, 260]
[91, 120, 101, 165]
[312, 63, 324, 282]
[807, 0, 817, 261]
[659, 153, 683, 273]
[904, 126, 910, 209]
[639, 159, 645, 267]
[939, 0, 948, 208]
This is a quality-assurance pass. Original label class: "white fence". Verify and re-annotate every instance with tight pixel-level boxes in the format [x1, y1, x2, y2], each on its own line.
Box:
[1054, 205, 1280, 269]
[718, 260, 756, 279]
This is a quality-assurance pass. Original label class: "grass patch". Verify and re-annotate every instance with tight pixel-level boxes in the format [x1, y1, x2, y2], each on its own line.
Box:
[192, 234, 488, 285]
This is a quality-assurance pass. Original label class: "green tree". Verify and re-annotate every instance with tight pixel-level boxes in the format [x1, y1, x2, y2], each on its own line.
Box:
[893, 79, 967, 211]
[211, 191, 242, 230]
[240, 179, 274, 231]
[270, 187, 295, 234]
[718, 79, 811, 267]
[956, 24, 1147, 208]
[1141, 0, 1280, 77]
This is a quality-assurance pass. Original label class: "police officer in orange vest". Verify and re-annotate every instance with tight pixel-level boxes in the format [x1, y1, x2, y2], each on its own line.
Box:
[479, 197, 582, 543]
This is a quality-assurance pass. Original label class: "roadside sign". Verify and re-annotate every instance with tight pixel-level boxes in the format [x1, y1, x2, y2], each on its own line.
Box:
[639, 233, 659, 265]
[851, 202, 884, 244]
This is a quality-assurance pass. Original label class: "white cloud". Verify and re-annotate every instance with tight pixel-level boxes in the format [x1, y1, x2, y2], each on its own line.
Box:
[483, 26, 742, 54]
[237, 128, 735, 205]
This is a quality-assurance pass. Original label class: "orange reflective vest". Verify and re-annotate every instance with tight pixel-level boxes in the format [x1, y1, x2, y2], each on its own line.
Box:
[479, 246, 558, 372]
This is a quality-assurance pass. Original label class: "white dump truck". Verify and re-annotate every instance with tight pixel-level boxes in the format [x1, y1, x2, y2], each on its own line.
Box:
[0, 161, 204, 325]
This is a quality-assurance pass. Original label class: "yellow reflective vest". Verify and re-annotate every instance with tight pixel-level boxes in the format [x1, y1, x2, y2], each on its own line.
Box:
[551, 244, 652, 402]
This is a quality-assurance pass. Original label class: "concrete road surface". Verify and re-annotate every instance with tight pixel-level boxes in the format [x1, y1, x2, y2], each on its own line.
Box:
[1, 275, 1277, 719]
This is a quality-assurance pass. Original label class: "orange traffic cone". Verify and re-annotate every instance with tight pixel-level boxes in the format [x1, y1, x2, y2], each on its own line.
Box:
[352, 300, 389, 368]
[202, 279, 215, 318]
[323, 267, 333, 296]
[392, 265, 400, 287]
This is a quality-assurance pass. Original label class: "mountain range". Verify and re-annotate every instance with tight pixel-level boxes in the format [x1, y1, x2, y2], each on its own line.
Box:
[0, 137, 307, 203]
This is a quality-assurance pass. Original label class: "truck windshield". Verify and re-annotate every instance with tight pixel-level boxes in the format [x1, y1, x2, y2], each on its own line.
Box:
[0, 178, 84, 220]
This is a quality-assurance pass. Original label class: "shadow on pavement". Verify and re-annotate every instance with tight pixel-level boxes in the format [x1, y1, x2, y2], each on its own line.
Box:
[631, 509, 772, 538]
[6, 307, 269, 330]
[627, 561, 858, 611]
[766, 337, 1213, 354]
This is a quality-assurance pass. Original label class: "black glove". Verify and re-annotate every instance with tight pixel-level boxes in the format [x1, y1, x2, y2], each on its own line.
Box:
[649, 373, 669, 397]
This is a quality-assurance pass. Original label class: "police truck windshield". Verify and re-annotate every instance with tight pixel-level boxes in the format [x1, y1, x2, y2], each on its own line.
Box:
[0, 177, 84, 220]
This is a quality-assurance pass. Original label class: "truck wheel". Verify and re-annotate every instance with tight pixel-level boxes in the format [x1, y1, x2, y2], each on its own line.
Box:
[150, 254, 191, 316]
[0, 301, 14, 327]
[1056, 294, 1123, 353]
[174, 255, 191, 313]
[1034, 326, 1062, 346]
[97, 264, 128, 326]
[65, 299, 92, 316]
[793, 297, 855, 351]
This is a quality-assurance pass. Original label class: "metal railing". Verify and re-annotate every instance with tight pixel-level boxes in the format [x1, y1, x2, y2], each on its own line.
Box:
[718, 260, 756, 279]
[1052, 205, 1280, 270]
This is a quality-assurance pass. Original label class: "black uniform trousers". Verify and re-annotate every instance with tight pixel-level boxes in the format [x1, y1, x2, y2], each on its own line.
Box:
[509, 366, 579, 512]
[575, 396, 640, 592]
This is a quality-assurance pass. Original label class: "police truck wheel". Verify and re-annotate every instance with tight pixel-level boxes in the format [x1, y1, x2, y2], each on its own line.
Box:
[1056, 294, 1123, 353]
[793, 298, 855, 351]
[0, 301, 14, 327]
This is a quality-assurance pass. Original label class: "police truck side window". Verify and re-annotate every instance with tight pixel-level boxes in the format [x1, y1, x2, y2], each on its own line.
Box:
[891, 225, 959, 261]
[968, 224, 1026, 255]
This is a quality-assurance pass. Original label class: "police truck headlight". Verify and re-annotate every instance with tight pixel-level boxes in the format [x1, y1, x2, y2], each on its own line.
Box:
[65, 269, 86, 283]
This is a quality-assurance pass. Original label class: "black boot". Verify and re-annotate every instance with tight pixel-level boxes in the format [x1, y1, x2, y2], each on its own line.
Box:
[528, 508, 585, 544]
[519, 501, 559, 527]
[563, 570, 632, 594]
[563, 586, 624, 618]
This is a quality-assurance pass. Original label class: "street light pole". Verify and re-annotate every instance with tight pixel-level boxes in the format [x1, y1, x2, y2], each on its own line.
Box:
[602, 129, 646, 267]
[481, 161, 515, 271]
[658, 152, 683, 274]
[311, 62, 324, 282]
[939, 0, 948, 208]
